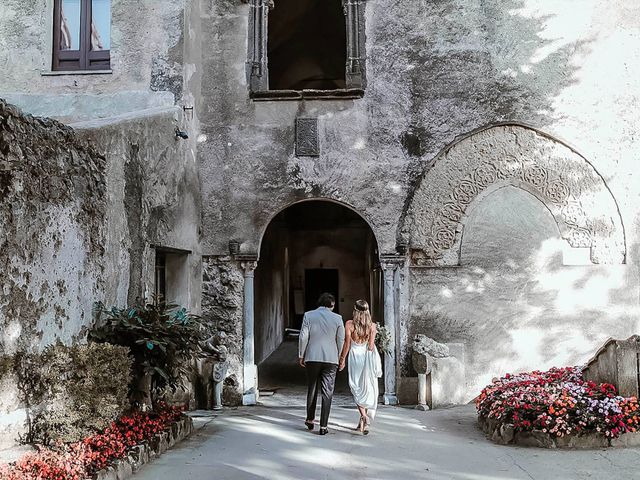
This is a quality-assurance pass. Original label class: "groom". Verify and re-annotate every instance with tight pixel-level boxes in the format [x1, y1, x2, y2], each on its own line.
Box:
[298, 292, 345, 435]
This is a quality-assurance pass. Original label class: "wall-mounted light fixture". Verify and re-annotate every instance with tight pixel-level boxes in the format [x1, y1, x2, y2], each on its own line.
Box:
[175, 128, 189, 140]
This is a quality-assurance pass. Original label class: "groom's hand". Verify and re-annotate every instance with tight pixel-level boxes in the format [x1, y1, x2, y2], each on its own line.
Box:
[299, 357, 305, 368]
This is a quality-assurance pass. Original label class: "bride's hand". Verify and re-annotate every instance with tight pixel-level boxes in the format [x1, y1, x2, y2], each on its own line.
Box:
[339, 359, 345, 371]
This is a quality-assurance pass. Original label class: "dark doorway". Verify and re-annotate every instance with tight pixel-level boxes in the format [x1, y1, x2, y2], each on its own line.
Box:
[304, 268, 339, 317]
[255, 200, 382, 402]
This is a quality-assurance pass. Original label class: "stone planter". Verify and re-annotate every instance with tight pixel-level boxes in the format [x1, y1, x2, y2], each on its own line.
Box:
[92, 415, 193, 480]
[478, 414, 640, 449]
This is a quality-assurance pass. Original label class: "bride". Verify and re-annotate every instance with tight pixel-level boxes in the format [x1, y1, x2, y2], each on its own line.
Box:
[338, 300, 383, 435]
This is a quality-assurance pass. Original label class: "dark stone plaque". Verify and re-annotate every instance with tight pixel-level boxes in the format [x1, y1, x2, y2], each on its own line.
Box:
[295, 118, 319, 157]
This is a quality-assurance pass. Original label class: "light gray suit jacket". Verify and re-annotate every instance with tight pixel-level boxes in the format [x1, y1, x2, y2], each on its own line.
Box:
[298, 307, 345, 365]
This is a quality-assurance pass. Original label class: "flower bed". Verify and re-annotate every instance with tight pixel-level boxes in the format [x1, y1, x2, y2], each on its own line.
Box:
[476, 366, 640, 448]
[0, 404, 189, 479]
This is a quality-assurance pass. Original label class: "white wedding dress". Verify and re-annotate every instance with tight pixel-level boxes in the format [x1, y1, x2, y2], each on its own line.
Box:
[348, 339, 383, 418]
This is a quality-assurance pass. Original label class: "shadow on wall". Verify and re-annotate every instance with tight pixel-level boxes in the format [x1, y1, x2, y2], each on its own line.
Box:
[408, 185, 638, 398]
[368, 0, 595, 159]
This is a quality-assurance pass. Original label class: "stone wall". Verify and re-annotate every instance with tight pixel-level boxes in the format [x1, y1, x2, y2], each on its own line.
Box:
[404, 181, 637, 400]
[0, 103, 203, 330]
[201, 257, 244, 405]
[0, 101, 202, 445]
[0, 99, 106, 354]
[197, 0, 640, 260]
[198, 1, 640, 403]
[583, 336, 640, 398]
[1, 0, 640, 407]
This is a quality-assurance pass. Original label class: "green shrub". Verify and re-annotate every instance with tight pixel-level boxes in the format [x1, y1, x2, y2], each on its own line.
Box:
[89, 301, 209, 409]
[13, 343, 132, 444]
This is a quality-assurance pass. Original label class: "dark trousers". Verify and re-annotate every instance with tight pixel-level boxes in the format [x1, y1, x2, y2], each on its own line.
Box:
[305, 361, 338, 428]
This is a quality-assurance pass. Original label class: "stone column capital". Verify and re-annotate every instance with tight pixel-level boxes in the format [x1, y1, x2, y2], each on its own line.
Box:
[238, 255, 258, 277]
[379, 255, 404, 272]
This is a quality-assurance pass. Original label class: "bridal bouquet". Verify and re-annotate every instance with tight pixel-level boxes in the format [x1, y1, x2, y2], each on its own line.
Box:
[375, 325, 393, 356]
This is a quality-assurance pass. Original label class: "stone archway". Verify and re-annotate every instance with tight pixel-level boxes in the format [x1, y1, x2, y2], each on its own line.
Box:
[242, 199, 400, 405]
[400, 124, 626, 266]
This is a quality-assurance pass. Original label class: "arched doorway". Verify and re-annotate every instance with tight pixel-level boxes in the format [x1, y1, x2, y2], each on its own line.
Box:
[255, 200, 382, 401]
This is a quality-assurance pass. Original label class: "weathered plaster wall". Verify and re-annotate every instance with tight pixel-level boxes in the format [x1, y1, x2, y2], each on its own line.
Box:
[198, 0, 640, 402]
[0, 0, 191, 122]
[399, 124, 638, 401]
[198, 0, 640, 262]
[0, 102, 201, 344]
[74, 107, 201, 312]
[0, 101, 201, 444]
[406, 185, 637, 400]
[0, 100, 106, 354]
[0, 2, 208, 436]
[2, 0, 639, 406]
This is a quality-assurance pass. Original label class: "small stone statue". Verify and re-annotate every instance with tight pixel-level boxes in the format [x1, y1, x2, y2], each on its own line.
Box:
[201, 331, 229, 410]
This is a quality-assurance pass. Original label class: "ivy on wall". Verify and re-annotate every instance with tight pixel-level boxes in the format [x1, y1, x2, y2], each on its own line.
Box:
[1, 343, 132, 445]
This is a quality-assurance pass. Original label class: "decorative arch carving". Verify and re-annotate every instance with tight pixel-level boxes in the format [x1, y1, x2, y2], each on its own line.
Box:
[401, 124, 625, 266]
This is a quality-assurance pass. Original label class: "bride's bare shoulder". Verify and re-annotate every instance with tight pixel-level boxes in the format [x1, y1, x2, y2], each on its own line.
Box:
[345, 319, 354, 328]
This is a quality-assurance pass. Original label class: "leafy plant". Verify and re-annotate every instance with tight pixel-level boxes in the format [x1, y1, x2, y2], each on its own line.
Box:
[375, 325, 393, 356]
[89, 300, 209, 409]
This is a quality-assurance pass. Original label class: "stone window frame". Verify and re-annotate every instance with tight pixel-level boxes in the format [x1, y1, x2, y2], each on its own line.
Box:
[52, 0, 111, 72]
[152, 245, 192, 307]
[246, 0, 367, 101]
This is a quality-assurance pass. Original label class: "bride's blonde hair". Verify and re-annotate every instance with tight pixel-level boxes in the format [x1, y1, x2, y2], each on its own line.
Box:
[352, 300, 372, 342]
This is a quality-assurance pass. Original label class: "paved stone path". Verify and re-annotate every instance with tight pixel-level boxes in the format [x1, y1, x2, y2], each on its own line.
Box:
[134, 403, 640, 480]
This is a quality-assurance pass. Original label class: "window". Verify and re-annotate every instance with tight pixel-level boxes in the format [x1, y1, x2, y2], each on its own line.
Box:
[268, 0, 346, 91]
[52, 0, 111, 71]
[153, 247, 190, 307]
[247, 0, 366, 99]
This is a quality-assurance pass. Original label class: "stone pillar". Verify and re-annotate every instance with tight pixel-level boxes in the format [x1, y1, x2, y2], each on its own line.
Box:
[416, 373, 430, 411]
[380, 257, 400, 405]
[240, 257, 258, 406]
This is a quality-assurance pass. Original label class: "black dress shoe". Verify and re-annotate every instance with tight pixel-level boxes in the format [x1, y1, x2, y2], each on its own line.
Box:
[319, 427, 328, 435]
[305, 420, 314, 430]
